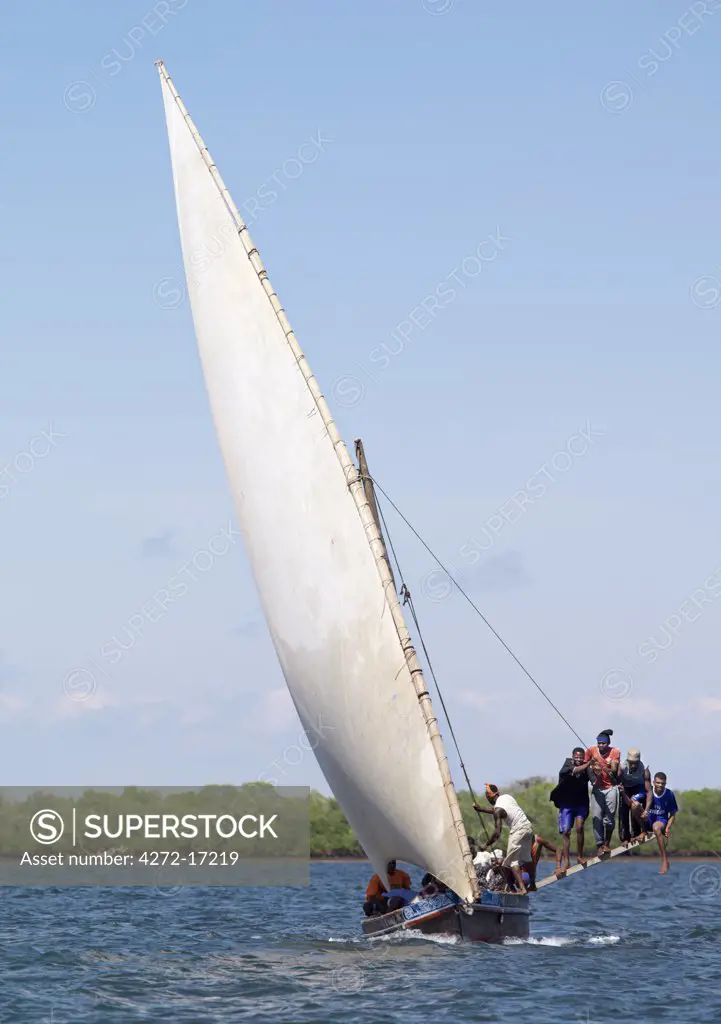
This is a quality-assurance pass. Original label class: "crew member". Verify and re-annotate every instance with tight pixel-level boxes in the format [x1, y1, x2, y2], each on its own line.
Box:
[473, 783, 533, 894]
[632, 772, 678, 874]
[574, 729, 620, 855]
[529, 833, 558, 888]
[551, 746, 590, 871]
[363, 859, 412, 915]
[618, 748, 651, 844]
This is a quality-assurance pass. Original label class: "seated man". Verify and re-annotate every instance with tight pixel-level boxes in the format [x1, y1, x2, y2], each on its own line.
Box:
[418, 871, 448, 898]
[363, 859, 412, 915]
[363, 873, 388, 916]
[473, 850, 492, 890]
[485, 850, 513, 892]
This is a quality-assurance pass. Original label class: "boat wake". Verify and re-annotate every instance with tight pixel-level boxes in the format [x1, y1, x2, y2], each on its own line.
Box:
[361, 928, 460, 947]
[504, 934, 621, 947]
[325, 930, 460, 948]
[401, 928, 460, 945]
[329, 931, 620, 950]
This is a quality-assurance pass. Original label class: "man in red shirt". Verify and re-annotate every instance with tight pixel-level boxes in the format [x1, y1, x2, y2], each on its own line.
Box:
[573, 729, 620, 855]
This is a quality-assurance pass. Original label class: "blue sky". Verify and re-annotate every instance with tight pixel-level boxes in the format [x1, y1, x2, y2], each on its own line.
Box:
[1, 1, 720, 793]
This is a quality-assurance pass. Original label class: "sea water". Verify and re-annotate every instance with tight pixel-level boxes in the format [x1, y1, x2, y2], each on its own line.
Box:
[1, 860, 718, 1022]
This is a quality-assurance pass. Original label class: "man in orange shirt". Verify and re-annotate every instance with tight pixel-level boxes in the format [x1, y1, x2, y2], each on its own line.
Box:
[573, 729, 620, 855]
[363, 859, 412, 916]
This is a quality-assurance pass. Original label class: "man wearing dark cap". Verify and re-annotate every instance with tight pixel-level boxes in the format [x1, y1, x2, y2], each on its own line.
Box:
[573, 729, 620, 855]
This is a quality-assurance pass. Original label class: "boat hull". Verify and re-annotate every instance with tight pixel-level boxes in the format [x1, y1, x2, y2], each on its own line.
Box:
[361, 890, 529, 943]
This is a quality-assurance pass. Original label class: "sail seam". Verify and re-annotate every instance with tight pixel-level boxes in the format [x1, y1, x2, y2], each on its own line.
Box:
[157, 62, 478, 901]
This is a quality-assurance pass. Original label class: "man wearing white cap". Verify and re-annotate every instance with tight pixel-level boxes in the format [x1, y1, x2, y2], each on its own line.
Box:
[618, 748, 651, 843]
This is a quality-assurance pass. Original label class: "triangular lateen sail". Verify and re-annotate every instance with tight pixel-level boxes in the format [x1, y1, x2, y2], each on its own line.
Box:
[158, 62, 477, 902]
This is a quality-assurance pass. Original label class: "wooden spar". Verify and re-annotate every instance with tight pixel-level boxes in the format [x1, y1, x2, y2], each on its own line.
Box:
[534, 833, 657, 890]
[354, 439, 395, 591]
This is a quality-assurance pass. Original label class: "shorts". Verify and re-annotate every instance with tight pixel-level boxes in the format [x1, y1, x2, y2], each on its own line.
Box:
[503, 829, 533, 868]
[558, 805, 589, 834]
[645, 813, 668, 831]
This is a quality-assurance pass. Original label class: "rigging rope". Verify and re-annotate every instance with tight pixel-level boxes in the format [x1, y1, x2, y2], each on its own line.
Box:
[372, 477, 588, 752]
[375, 497, 491, 842]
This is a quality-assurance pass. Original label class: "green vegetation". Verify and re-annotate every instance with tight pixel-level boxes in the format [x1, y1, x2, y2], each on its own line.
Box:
[310, 791, 359, 856]
[309, 781, 721, 858]
[0, 785, 308, 858]
[3, 782, 718, 860]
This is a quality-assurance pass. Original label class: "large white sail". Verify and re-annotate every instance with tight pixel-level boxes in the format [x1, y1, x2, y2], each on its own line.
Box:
[158, 64, 477, 902]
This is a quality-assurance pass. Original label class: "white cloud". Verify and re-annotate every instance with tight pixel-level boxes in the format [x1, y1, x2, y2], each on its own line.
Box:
[51, 688, 120, 720]
[697, 697, 721, 713]
[0, 694, 28, 719]
[456, 689, 497, 711]
[611, 698, 673, 722]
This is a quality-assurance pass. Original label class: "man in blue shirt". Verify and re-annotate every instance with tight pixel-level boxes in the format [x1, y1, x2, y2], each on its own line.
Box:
[632, 771, 678, 874]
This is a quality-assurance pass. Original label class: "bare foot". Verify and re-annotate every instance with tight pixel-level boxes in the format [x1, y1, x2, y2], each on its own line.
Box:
[598, 846, 611, 859]
[659, 862, 669, 874]
[554, 868, 567, 878]
[576, 857, 588, 867]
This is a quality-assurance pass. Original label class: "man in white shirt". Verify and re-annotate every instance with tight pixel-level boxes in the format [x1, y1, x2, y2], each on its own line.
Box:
[473, 783, 533, 894]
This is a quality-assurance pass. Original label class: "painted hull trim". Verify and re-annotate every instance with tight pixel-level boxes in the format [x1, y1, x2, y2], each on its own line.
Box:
[361, 890, 530, 943]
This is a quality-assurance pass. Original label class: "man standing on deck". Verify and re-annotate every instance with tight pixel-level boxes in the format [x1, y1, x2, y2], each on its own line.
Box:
[473, 783, 533, 894]
[573, 729, 620, 856]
